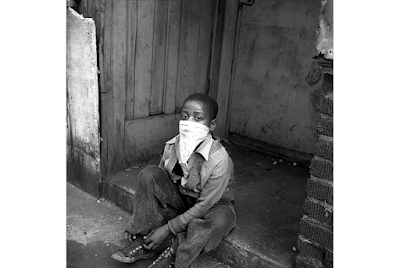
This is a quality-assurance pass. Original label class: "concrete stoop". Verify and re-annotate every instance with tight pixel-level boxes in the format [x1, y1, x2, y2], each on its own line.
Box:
[103, 143, 309, 268]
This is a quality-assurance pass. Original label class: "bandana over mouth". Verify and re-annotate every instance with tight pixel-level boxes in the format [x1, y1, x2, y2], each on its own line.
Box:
[178, 120, 210, 166]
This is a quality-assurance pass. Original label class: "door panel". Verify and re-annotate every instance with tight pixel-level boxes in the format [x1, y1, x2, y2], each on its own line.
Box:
[133, 0, 156, 119]
[164, 0, 182, 115]
[99, 0, 218, 176]
[124, 113, 181, 164]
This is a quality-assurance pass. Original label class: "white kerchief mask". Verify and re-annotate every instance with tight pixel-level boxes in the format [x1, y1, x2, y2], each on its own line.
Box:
[178, 120, 210, 165]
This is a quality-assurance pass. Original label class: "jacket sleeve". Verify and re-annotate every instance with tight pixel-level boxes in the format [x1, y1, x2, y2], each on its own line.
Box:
[167, 155, 230, 235]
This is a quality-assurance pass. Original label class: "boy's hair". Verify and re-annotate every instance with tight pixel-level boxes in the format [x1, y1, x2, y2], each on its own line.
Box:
[183, 93, 218, 120]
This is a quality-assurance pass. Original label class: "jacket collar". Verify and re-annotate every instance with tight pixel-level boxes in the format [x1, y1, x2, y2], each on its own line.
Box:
[166, 134, 213, 161]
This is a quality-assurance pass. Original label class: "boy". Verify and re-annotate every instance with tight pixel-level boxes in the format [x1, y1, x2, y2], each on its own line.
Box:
[111, 93, 236, 268]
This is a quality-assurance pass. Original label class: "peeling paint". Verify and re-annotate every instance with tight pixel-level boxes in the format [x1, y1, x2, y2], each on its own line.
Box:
[305, 61, 323, 86]
[67, 7, 101, 197]
[314, 0, 333, 59]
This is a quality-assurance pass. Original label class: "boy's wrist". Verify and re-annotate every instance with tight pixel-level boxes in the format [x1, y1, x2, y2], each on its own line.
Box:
[164, 223, 172, 234]
[167, 220, 180, 235]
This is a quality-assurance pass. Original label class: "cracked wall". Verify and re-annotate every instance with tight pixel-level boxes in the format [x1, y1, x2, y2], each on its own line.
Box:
[228, 0, 323, 159]
[67, 7, 101, 197]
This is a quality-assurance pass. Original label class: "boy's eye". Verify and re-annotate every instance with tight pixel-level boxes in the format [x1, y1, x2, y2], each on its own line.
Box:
[195, 117, 201, 121]
[181, 113, 188, 119]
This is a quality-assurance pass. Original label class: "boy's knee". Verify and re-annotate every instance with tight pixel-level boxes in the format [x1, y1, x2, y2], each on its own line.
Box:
[212, 213, 234, 233]
[206, 206, 236, 232]
[138, 165, 165, 182]
[212, 215, 230, 232]
[136, 165, 166, 190]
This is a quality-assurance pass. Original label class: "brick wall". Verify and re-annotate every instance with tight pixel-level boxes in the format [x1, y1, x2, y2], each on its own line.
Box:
[296, 71, 333, 268]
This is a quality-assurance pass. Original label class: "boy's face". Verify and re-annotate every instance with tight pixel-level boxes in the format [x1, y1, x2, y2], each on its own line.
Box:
[180, 100, 216, 131]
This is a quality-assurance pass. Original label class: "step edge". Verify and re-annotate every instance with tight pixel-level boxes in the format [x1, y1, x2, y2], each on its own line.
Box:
[221, 238, 293, 268]
[103, 174, 294, 268]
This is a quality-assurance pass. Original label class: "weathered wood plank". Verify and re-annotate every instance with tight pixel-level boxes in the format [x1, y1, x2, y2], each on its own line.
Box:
[87, 0, 93, 17]
[134, 0, 156, 118]
[79, 0, 88, 17]
[112, 0, 128, 170]
[125, 0, 138, 118]
[88, 0, 96, 19]
[214, 0, 239, 139]
[101, 0, 113, 93]
[93, 0, 102, 45]
[150, 0, 168, 115]
[163, 0, 182, 114]
[176, 0, 200, 110]
[100, 0, 114, 176]
[113, 0, 128, 101]
[194, 0, 216, 94]
[97, 0, 106, 94]
[209, 0, 225, 100]
[95, 0, 107, 174]
[100, 96, 115, 176]
[124, 113, 180, 164]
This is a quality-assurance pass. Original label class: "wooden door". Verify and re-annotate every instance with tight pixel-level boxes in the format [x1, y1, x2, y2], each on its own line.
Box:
[96, 0, 219, 176]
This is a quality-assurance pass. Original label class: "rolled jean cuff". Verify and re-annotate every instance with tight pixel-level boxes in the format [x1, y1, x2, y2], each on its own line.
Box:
[168, 216, 185, 235]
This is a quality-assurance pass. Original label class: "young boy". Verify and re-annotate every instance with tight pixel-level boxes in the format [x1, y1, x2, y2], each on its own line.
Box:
[111, 93, 236, 268]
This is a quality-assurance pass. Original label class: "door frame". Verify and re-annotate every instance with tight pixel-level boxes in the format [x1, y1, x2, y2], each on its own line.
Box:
[214, 0, 241, 139]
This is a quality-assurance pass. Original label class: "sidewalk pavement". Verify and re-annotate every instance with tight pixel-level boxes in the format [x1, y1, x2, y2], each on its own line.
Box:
[67, 183, 228, 268]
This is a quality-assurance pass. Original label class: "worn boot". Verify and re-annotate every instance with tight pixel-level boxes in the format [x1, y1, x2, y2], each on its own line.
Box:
[111, 237, 156, 263]
[148, 239, 178, 268]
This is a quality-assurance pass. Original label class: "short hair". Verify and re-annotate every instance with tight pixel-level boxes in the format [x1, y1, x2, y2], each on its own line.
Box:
[183, 93, 218, 120]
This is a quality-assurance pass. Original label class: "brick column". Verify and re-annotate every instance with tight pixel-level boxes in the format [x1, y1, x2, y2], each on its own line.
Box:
[296, 71, 333, 268]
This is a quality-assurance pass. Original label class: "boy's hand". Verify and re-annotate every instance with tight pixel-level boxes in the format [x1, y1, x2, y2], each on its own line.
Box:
[124, 231, 136, 243]
[143, 224, 171, 250]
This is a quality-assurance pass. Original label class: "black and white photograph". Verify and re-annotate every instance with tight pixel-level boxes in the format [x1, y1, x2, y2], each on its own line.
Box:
[66, 0, 333, 267]
[5, 0, 400, 268]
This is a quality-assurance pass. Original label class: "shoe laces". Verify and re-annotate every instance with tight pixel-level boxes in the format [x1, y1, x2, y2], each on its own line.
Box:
[149, 245, 175, 267]
[128, 245, 143, 255]
[121, 244, 143, 257]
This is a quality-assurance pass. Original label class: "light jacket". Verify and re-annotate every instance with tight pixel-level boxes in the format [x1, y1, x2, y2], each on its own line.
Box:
[159, 134, 235, 235]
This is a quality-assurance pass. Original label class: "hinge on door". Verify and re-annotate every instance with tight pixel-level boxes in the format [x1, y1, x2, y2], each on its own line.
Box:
[239, 0, 254, 6]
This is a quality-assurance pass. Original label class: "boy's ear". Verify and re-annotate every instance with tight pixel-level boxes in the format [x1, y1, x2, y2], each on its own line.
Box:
[210, 119, 217, 132]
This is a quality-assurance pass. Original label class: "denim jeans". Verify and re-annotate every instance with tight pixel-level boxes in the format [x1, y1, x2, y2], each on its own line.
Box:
[125, 165, 236, 268]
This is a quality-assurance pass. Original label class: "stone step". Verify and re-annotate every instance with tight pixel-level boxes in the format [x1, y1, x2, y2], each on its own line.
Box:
[103, 143, 309, 268]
